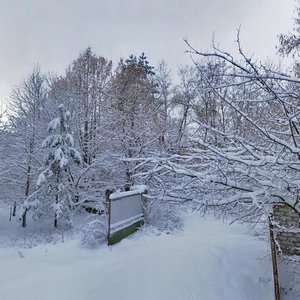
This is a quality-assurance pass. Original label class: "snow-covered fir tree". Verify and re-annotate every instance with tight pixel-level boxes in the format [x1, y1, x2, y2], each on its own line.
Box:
[21, 104, 82, 227]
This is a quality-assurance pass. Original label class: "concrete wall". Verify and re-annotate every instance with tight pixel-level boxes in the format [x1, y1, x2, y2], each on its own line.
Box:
[273, 205, 300, 256]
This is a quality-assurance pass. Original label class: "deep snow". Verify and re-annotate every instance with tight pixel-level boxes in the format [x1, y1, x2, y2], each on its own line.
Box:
[0, 210, 274, 300]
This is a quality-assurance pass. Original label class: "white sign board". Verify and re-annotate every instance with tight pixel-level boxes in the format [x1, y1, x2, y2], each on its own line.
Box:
[109, 189, 145, 234]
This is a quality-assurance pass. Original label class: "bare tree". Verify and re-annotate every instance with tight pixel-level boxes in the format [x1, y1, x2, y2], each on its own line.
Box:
[145, 34, 300, 223]
[8, 67, 49, 226]
[49, 48, 112, 166]
[178, 35, 300, 218]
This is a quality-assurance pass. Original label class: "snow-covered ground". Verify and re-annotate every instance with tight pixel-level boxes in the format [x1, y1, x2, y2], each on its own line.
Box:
[0, 208, 274, 300]
[279, 257, 300, 300]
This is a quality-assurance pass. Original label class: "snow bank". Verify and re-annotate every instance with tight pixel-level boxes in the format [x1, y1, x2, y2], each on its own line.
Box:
[0, 213, 273, 300]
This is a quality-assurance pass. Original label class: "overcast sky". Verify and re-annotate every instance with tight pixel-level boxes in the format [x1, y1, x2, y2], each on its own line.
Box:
[0, 0, 296, 102]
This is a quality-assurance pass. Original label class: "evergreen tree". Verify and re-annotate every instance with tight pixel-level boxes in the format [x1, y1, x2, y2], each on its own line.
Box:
[107, 54, 162, 190]
[21, 104, 82, 227]
[125, 52, 155, 76]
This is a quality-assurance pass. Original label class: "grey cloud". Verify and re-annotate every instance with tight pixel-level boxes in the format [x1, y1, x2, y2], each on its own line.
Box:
[0, 0, 295, 102]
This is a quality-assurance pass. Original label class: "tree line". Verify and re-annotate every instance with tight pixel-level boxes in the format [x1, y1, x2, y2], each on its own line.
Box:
[1, 4, 300, 229]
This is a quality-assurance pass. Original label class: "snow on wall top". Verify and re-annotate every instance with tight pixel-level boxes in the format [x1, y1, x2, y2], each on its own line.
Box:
[110, 185, 148, 201]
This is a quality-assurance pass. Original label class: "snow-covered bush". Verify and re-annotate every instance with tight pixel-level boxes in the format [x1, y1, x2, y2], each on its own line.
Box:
[81, 214, 108, 248]
[147, 198, 183, 232]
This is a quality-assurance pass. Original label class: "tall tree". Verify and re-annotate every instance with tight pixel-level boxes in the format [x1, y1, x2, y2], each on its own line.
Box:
[279, 1, 300, 58]
[47, 49, 113, 210]
[8, 67, 49, 226]
[108, 54, 162, 189]
[49, 47, 112, 166]
[23, 104, 82, 228]
[153, 61, 173, 148]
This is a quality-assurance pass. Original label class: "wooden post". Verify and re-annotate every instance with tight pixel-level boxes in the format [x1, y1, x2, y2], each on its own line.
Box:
[269, 215, 281, 300]
[106, 189, 112, 246]
[142, 190, 148, 224]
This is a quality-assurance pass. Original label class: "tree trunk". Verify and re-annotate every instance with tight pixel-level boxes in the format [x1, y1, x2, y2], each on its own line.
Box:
[21, 209, 27, 228]
[54, 214, 58, 228]
[22, 140, 33, 228]
[12, 202, 16, 216]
